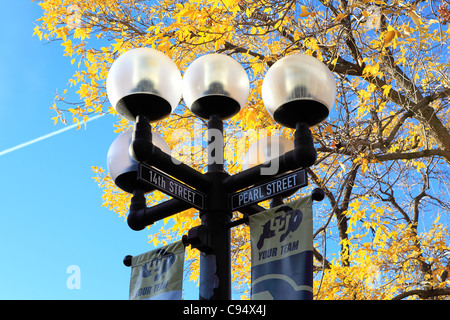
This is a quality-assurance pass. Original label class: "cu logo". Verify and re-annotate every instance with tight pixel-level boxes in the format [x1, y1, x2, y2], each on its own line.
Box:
[140, 248, 176, 281]
[257, 206, 303, 250]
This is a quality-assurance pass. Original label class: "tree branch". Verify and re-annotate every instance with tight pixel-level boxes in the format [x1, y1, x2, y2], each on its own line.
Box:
[392, 288, 450, 300]
[409, 89, 450, 160]
[374, 149, 450, 162]
[313, 247, 332, 270]
[222, 41, 269, 64]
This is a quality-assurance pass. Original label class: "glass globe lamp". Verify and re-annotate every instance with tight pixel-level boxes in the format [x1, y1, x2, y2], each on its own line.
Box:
[262, 54, 336, 128]
[107, 130, 171, 193]
[182, 54, 250, 120]
[106, 48, 182, 122]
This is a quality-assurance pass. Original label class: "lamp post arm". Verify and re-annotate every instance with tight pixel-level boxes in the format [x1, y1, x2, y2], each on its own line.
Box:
[293, 122, 317, 167]
[223, 123, 317, 193]
[127, 190, 193, 231]
[130, 115, 210, 191]
[237, 203, 266, 215]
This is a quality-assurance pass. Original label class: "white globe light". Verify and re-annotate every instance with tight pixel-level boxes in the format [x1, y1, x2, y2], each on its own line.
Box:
[262, 54, 336, 128]
[106, 48, 182, 122]
[107, 130, 170, 193]
[182, 54, 250, 120]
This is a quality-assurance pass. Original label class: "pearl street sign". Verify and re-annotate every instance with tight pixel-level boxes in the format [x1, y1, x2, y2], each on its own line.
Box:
[138, 163, 205, 210]
[230, 169, 307, 211]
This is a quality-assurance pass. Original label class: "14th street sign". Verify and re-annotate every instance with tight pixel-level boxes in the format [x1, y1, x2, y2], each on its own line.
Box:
[138, 163, 205, 210]
[230, 169, 307, 211]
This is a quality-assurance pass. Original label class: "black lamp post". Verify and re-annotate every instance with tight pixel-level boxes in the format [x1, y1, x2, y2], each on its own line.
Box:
[106, 48, 335, 300]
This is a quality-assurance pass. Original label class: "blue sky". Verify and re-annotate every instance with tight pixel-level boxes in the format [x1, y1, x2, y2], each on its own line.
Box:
[0, 1, 198, 300]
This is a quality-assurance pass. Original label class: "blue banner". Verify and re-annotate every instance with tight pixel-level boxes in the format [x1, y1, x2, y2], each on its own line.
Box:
[249, 196, 313, 300]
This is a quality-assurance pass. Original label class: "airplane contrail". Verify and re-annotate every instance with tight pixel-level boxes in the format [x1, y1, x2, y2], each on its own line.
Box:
[0, 114, 106, 157]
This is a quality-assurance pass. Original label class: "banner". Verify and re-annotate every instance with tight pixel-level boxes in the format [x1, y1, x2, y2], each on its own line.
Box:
[250, 196, 313, 300]
[129, 241, 185, 300]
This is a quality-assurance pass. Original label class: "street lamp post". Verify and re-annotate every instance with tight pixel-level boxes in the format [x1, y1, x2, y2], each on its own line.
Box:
[106, 48, 335, 300]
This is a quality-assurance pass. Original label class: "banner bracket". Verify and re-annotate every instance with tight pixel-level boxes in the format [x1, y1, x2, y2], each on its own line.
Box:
[182, 225, 214, 254]
[123, 255, 132, 267]
[227, 215, 249, 229]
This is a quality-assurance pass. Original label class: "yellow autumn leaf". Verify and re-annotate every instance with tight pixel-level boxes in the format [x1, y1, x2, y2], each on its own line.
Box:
[335, 13, 348, 22]
[299, 5, 312, 18]
[408, 10, 421, 25]
[299, 12, 311, 18]
[72, 117, 81, 130]
[74, 28, 88, 40]
[381, 84, 391, 97]
[274, 20, 283, 30]
[32, 25, 43, 40]
[383, 30, 396, 47]
[164, 216, 171, 225]
[251, 62, 263, 74]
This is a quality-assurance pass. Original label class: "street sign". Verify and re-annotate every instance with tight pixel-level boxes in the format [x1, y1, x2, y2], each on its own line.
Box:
[230, 169, 307, 211]
[138, 163, 205, 210]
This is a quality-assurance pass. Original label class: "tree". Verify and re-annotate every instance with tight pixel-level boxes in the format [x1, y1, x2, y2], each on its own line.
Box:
[35, 0, 450, 299]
